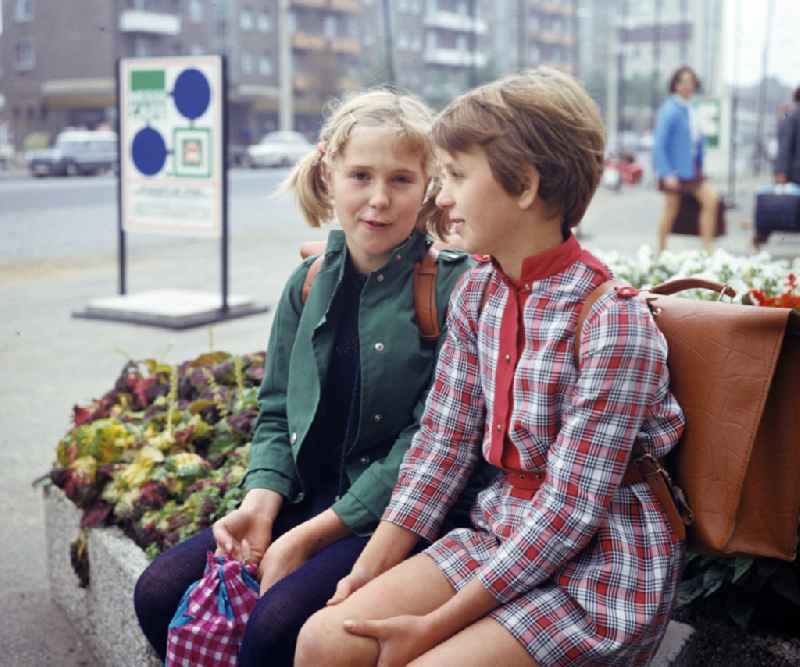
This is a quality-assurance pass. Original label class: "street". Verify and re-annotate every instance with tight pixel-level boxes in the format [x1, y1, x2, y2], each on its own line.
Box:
[0, 167, 796, 663]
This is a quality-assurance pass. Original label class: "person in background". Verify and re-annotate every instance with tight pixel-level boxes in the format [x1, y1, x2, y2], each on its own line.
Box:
[774, 86, 800, 186]
[653, 65, 719, 253]
[133, 89, 473, 666]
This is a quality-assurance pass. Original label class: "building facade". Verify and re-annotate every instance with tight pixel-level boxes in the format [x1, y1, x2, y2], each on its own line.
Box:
[0, 0, 585, 151]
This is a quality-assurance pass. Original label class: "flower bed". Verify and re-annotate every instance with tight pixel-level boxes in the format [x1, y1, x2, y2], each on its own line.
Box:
[44, 248, 800, 642]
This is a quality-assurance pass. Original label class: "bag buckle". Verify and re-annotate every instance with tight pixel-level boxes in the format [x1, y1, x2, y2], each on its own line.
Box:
[636, 453, 695, 527]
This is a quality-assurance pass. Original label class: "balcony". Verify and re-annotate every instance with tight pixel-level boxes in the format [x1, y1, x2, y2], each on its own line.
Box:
[292, 32, 327, 51]
[534, 1, 575, 16]
[291, 0, 327, 8]
[330, 0, 360, 13]
[118, 10, 181, 36]
[330, 37, 360, 55]
[424, 48, 487, 68]
[424, 10, 487, 34]
[531, 30, 574, 46]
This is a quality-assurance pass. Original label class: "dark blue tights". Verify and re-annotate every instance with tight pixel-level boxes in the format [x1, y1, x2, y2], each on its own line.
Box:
[133, 489, 368, 666]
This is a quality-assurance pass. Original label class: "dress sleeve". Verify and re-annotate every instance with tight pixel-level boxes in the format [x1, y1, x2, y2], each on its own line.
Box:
[477, 294, 671, 603]
[381, 271, 485, 541]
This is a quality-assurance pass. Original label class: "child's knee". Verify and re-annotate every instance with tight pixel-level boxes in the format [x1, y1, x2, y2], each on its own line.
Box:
[295, 608, 374, 667]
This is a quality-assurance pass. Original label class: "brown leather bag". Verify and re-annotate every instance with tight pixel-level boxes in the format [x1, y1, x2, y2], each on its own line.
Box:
[298, 241, 442, 342]
[579, 278, 800, 561]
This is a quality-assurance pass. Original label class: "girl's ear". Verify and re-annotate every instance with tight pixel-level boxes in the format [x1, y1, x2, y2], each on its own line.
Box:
[517, 166, 540, 210]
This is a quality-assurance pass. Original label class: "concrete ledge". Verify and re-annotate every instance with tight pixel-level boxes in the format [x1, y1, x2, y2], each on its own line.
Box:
[44, 485, 160, 667]
[44, 484, 695, 666]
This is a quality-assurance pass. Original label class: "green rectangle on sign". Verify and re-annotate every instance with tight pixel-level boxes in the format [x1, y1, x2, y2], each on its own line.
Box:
[131, 70, 165, 91]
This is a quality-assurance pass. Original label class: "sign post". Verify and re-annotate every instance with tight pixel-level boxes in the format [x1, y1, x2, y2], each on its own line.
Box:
[74, 55, 268, 330]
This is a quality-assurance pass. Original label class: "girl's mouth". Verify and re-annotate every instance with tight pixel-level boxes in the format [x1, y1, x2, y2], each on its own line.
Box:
[361, 219, 391, 230]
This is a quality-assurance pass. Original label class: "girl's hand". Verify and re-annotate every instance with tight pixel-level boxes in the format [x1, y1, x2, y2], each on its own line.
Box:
[257, 527, 315, 595]
[663, 175, 680, 190]
[212, 488, 282, 563]
[327, 564, 377, 606]
[343, 615, 436, 667]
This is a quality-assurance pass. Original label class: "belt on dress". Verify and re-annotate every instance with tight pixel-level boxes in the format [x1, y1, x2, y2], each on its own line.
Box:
[503, 445, 687, 541]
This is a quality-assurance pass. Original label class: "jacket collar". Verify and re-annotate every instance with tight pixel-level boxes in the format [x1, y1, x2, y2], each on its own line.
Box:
[493, 233, 582, 288]
[323, 229, 428, 280]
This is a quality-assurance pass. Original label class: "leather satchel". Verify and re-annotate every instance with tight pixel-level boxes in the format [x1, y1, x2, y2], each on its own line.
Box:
[580, 278, 800, 561]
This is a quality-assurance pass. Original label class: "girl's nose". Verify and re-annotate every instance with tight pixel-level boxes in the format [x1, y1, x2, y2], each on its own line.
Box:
[435, 188, 453, 208]
[369, 183, 390, 208]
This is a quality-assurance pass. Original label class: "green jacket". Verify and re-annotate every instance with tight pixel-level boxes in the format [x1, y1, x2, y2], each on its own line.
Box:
[243, 229, 471, 535]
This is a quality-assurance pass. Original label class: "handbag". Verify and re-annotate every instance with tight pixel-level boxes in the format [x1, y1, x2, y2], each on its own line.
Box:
[754, 183, 800, 244]
[672, 193, 726, 237]
[578, 278, 800, 561]
[166, 552, 260, 666]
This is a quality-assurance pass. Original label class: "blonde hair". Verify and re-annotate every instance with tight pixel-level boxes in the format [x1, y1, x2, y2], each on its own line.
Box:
[429, 67, 605, 232]
[282, 89, 438, 233]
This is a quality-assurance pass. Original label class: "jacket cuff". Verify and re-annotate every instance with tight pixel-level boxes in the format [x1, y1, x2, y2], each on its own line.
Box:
[331, 492, 379, 537]
[241, 468, 295, 499]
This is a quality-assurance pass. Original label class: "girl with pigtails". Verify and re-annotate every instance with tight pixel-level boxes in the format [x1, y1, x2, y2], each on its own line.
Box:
[134, 89, 476, 665]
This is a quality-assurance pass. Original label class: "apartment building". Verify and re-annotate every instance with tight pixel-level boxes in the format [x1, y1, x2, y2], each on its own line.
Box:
[491, 1, 577, 79]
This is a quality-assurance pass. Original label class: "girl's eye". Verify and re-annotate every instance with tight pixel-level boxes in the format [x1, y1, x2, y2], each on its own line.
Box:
[393, 174, 414, 184]
[350, 171, 370, 181]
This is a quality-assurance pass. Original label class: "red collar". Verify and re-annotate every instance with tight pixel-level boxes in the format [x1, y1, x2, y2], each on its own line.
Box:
[491, 234, 582, 288]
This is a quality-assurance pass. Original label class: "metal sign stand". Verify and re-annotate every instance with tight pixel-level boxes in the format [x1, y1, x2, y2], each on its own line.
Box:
[75, 54, 268, 330]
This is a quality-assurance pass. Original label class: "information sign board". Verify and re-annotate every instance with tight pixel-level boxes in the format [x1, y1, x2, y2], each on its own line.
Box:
[119, 56, 224, 237]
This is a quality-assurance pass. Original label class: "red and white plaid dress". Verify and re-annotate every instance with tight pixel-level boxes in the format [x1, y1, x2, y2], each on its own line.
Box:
[383, 235, 686, 666]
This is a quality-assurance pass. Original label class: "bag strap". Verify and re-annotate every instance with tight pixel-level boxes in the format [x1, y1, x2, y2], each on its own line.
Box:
[573, 279, 691, 541]
[298, 241, 442, 342]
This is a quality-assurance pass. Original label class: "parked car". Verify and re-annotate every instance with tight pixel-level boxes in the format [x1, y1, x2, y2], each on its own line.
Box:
[25, 129, 118, 177]
[245, 131, 312, 168]
[603, 150, 643, 190]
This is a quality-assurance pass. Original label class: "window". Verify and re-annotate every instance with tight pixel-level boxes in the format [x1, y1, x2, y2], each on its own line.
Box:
[189, 0, 204, 22]
[240, 7, 254, 31]
[134, 38, 150, 57]
[15, 0, 33, 21]
[15, 40, 35, 70]
[241, 52, 253, 74]
[324, 15, 336, 39]
[456, 34, 466, 50]
[258, 55, 272, 76]
[257, 13, 271, 32]
[426, 32, 436, 51]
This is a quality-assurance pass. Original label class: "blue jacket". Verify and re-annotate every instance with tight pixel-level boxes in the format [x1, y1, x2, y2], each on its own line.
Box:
[653, 96, 704, 180]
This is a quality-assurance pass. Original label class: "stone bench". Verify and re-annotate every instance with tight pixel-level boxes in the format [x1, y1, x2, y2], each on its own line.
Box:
[43, 484, 693, 666]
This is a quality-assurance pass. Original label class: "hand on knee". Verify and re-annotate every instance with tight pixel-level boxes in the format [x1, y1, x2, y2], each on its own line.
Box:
[295, 608, 377, 667]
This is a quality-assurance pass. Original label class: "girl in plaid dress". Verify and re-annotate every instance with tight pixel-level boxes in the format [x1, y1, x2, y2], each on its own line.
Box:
[295, 68, 686, 667]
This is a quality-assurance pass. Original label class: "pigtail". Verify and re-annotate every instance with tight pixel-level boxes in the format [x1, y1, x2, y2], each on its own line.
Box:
[280, 149, 332, 228]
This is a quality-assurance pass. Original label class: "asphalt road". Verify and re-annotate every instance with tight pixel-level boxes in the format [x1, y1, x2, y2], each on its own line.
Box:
[0, 166, 795, 664]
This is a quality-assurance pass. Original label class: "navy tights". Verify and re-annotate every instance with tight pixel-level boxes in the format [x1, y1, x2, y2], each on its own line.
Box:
[133, 488, 368, 666]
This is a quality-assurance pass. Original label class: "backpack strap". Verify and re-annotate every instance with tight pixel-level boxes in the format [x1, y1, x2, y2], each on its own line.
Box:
[413, 246, 440, 342]
[298, 242, 443, 344]
[573, 279, 690, 541]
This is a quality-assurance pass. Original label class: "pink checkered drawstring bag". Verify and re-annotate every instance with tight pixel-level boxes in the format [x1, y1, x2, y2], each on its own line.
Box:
[166, 552, 260, 666]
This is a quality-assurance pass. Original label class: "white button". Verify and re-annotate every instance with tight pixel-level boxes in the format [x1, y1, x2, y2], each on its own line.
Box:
[504, 353, 511, 362]
[496, 424, 502, 432]
[359, 456, 370, 464]
[290, 432, 297, 444]
[395, 255, 402, 261]
[374, 342, 385, 352]
[523, 283, 531, 291]
[376, 273, 384, 283]
[373, 413, 383, 422]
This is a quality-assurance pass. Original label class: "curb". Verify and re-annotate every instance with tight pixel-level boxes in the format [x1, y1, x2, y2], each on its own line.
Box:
[44, 485, 160, 667]
[44, 485, 695, 666]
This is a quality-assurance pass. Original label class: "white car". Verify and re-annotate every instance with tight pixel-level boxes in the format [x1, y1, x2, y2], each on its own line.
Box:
[246, 131, 312, 168]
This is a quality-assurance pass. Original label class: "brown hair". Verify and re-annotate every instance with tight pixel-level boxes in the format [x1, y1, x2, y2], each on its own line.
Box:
[281, 89, 442, 235]
[668, 65, 701, 94]
[428, 67, 605, 231]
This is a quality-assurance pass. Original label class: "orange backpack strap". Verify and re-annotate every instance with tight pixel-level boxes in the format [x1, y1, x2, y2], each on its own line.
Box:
[299, 243, 443, 344]
[301, 255, 324, 304]
[413, 246, 440, 343]
[573, 279, 625, 367]
[573, 278, 690, 541]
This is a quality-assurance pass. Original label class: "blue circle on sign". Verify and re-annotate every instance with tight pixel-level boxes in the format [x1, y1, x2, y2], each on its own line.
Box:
[173, 68, 211, 120]
[131, 127, 167, 176]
